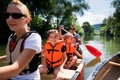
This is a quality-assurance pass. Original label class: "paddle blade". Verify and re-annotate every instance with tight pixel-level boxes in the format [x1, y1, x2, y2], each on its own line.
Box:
[85, 44, 102, 57]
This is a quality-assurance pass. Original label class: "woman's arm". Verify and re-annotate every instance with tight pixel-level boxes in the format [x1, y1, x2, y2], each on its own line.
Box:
[0, 49, 36, 79]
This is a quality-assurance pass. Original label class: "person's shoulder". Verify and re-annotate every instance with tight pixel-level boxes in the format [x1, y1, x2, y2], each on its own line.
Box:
[25, 31, 42, 43]
[57, 40, 65, 44]
[29, 31, 41, 38]
[74, 32, 79, 35]
[74, 32, 80, 38]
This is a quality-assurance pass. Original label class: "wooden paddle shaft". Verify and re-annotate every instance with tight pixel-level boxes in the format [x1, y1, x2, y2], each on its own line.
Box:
[109, 61, 120, 67]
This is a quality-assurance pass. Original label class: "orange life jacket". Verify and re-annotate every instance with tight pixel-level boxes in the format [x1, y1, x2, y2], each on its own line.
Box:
[66, 43, 75, 61]
[44, 40, 65, 68]
[65, 36, 75, 61]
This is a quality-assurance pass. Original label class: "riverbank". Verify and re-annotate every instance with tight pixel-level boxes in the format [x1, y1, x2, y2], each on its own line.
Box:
[0, 45, 6, 56]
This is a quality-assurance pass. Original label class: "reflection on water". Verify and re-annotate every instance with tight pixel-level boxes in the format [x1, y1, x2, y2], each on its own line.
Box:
[86, 58, 101, 67]
[83, 35, 120, 80]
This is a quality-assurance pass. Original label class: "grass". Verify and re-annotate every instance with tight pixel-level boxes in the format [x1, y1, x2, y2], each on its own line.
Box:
[0, 45, 7, 66]
[0, 45, 6, 56]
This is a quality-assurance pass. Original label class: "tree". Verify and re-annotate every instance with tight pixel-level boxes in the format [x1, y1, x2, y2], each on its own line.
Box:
[21, 0, 89, 29]
[82, 22, 94, 35]
[0, 0, 11, 45]
[100, 0, 120, 37]
[0, 0, 89, 43]
[105, 0, 120, 37]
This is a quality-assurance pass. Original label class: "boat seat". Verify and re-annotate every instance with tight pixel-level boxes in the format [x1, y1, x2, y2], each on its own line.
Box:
[41, 69, 75, 80]
[60, 69, 76, 79]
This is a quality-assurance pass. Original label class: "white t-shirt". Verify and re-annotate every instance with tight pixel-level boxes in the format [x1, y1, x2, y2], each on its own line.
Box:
[24, 33, 42, 53]
[11, 33, 42, 80]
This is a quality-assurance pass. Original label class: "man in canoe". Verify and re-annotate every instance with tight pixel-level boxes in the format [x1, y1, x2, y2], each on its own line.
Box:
[69, 25, 82, 44]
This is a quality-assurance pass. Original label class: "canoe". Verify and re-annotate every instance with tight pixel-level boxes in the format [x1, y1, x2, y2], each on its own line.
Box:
[62, 58, 84, 80]
[41, 45, 85, 80]
[41, 59, 85, 80]
[87, 52, 120, 80]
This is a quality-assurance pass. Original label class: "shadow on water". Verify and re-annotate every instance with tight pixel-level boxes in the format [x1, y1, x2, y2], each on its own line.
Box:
[82, 35, 120, 80]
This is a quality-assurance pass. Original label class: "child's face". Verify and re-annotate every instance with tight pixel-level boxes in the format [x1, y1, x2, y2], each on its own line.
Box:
[49, 33, 58, 43]
[65, 35, 73, 44]
[71, 37, 77, 44]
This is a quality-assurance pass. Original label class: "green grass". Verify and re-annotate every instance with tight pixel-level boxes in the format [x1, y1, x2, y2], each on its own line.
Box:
[0, 45, 7, 66]
[0, 45, 6, 56]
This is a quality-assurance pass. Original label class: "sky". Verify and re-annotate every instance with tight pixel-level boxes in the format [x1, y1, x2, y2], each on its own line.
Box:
[77, 0, 115, 25]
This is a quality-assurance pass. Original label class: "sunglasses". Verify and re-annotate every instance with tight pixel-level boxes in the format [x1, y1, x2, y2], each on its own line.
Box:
[70, 28, 75, 30]
[4, 12, 26, 19]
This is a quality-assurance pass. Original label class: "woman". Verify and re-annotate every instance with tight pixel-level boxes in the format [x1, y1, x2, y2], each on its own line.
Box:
[0, 0, 42, 79]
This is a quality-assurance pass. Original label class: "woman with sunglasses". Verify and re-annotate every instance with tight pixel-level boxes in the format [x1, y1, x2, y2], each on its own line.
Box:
[0, 0, 42, 80]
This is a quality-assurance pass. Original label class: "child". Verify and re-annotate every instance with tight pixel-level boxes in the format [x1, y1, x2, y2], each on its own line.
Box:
[39, 29, 66, 80]
[63, 32, 83, 69]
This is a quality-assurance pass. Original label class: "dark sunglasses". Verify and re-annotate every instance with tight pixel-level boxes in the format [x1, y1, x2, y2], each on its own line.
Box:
[70, 28, 75, 30]
[4, 12, 26, 19]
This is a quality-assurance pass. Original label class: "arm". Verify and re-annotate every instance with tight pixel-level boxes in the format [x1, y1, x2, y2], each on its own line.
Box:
[60, 52, 67, 70]
[75, 50, 83, 59]
[42, 56, 49, 73]
[0, 49, 36, 79]
[60, 45, 67, 69]
[58, 26, 63, 40]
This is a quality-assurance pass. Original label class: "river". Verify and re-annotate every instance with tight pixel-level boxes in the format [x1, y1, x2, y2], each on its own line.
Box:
[0, 35, 120, 80]
[83, 35, 120, 80]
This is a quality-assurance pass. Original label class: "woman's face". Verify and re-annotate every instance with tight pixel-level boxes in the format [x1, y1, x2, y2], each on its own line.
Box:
[5, 3, 27, 32]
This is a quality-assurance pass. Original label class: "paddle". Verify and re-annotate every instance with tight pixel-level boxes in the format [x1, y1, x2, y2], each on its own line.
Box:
[109, 61, 120, 67]
[61, 28, 102, 57]
[85, 44, 102, 57]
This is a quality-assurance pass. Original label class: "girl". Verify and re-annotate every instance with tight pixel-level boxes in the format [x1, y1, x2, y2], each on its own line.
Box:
[39, 29, 66, 80]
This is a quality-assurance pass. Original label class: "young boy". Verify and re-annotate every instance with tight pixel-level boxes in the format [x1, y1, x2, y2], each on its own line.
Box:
[63, 32, 83, 69]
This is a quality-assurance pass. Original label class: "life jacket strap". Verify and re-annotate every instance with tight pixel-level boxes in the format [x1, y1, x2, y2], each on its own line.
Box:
[47, 57, 62, 65]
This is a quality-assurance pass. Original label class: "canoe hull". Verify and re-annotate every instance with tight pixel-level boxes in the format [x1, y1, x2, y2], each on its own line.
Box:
[41, 58, 85, 80]
[87, 52, 120, 80]
[71, 59, 85, 80]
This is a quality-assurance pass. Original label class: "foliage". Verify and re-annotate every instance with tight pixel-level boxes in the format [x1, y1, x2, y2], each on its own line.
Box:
[100, 0, 120, 37]
[0, 0, 89, 44]
[82, 22, 94, 35]
[0, 0, 12, 45]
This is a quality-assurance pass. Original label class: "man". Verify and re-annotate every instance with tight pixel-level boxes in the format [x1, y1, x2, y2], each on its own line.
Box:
[69, 25, 82, 44]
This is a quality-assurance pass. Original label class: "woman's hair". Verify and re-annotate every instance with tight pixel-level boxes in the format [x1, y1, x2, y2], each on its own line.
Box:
[8, 0, 31, 20]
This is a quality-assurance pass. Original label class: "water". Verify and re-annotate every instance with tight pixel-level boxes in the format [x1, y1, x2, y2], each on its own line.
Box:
[83, 35, 120, 80]
[0, 35, 120, 80]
